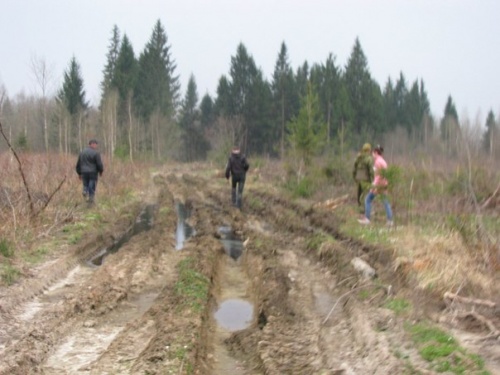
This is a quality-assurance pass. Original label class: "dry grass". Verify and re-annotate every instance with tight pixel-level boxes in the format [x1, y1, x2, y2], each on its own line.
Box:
[391, 226, 495, 297]
[0, 152, 153, 265]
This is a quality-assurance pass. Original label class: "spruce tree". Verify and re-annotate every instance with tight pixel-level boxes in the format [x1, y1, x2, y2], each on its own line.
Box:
[440, 95, 460, 155]
[216, 43, 273, 154]
[271, 42, 297, 158]
[100, 25, 121, 101]
[482, 110, 497, 155]
[287, 82, 326, 166]
[343, 38, 383, 136]
[200, 93, 215, 128]
[179, 75, 209, 161]
[113, 34, 138, 154]
[135, 19, 180, 121]
[310, 53, 340, 145]
[57, 56, 88, 152]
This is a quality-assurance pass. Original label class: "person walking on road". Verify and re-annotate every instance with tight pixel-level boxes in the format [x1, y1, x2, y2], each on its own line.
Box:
[225, 146, 249, 209]
[76, 139, 104, 205]
[352, 143, 374, 212]
[358, 145, 393, 226]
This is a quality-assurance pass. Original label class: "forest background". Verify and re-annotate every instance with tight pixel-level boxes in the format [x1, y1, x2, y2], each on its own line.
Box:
[0, 19, 498, 167]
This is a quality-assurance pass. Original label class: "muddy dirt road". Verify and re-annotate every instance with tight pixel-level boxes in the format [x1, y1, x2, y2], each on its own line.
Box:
[0, 167, 498, 374]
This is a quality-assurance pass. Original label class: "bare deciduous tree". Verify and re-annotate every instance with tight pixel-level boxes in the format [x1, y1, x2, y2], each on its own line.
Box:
[30, 55, 54, 153]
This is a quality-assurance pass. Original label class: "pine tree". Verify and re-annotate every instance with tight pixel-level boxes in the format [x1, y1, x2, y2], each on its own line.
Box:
[482, 110, 497, 156]
[271, 42, 297, 158]
[216, 43, 273, 154]
[112, 34, 138, 157]
[287, 82, 326, 166]
[57, 56, 88, 152]
[200, 93, 215, 128]
[178, 75, 209, 161]
[58, 56, 87, 117]
[100, 25, 121, 101]
[343, 38, 383, 136]
[295, 61, 310, 100]
[135, 19, 180, 121]
[229, 43, 259, 116]
[394, 72, 408, 128]
[383, 78, 397, 131]
[440, 96, 460, 155]
[310, 53, 340, 145]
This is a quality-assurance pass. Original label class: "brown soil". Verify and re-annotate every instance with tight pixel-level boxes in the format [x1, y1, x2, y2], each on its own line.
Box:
[0, 165, 498, 374]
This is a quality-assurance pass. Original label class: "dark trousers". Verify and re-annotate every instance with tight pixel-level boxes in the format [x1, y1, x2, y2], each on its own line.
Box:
[357, 181, 371, 211]
[231, 174, 246, 208]
[82, 172, 98, 201]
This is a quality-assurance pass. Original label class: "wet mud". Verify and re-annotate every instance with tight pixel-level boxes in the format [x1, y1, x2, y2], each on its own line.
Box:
[0, 167, 498, 374]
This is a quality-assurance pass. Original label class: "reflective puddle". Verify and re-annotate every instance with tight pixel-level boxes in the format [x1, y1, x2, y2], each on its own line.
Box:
[88, 204, 156, 266]
[175, 202, 194, 250]
[211, 226, 256, 373]
[214, 298, 253, 331]
[219, 226, 244, 260]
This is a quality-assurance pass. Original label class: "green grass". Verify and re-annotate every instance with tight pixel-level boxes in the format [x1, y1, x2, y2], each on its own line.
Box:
[384, 297, 411, 315]
[406, 322, 490, 374]
[22, 246, 50, 264]
[305, 232, 329, 252]
[341, 219, 392, 245]
[0, 238, 14, 258]
[0, 263, 21, 285]
[358, 290, 371, 300]
[174, 257, 209, 313]
[84, 212, 103, 222]
[284, 176, 315, 198]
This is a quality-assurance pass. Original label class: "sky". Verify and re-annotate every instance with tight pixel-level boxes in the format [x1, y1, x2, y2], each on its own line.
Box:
[0, 0, 499, 123]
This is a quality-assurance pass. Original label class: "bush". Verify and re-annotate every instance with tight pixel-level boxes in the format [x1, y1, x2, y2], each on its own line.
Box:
[0, 238, 14, 258]
[284, 176, 315, 198]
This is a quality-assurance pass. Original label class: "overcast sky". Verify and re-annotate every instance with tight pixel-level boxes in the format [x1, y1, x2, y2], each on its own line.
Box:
[1, 0, 499, 122]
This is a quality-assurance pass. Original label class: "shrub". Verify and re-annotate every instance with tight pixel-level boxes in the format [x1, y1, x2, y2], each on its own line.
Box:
[0, 238, 14, 258]
[284, 176, 315, 198]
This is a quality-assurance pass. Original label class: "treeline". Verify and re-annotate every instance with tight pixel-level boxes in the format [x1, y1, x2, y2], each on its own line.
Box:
[0, 19, 498, 162]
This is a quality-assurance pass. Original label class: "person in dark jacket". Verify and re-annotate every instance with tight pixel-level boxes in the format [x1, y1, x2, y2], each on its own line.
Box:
[76, 139, 104, 204]
[225, 146, 249, 209]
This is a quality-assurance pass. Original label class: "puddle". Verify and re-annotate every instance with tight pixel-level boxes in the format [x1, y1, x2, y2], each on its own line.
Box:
[175, 202, 194, 250]
[211, 226, 258, 373]
[218, 226, 243, 260]
[214, 299, 253, 331]
[88, 204, 156, 266]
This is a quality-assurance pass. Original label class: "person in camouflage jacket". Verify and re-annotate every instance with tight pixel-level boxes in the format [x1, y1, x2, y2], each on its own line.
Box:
[352, 143, 374, 211]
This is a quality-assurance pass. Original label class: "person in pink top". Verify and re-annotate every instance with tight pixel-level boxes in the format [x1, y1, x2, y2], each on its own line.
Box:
[358, 145, 393, 226]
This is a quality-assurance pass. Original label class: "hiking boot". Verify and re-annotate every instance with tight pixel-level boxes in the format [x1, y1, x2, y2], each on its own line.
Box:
[386, 220, 394, 227]
[358, 217, 370, 225]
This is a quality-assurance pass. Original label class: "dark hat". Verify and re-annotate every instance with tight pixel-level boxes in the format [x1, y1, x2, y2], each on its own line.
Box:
[89, 139, 98, 145]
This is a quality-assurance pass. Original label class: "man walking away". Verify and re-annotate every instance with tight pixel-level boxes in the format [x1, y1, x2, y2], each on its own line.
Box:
[76, 139, 104, 205]
[353, 143, 374, 212]
[225, 146, 249, 209]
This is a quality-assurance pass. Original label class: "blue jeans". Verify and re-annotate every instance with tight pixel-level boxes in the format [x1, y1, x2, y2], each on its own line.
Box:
[365, 191, 393, 221]
[81, 172, 98, 201]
